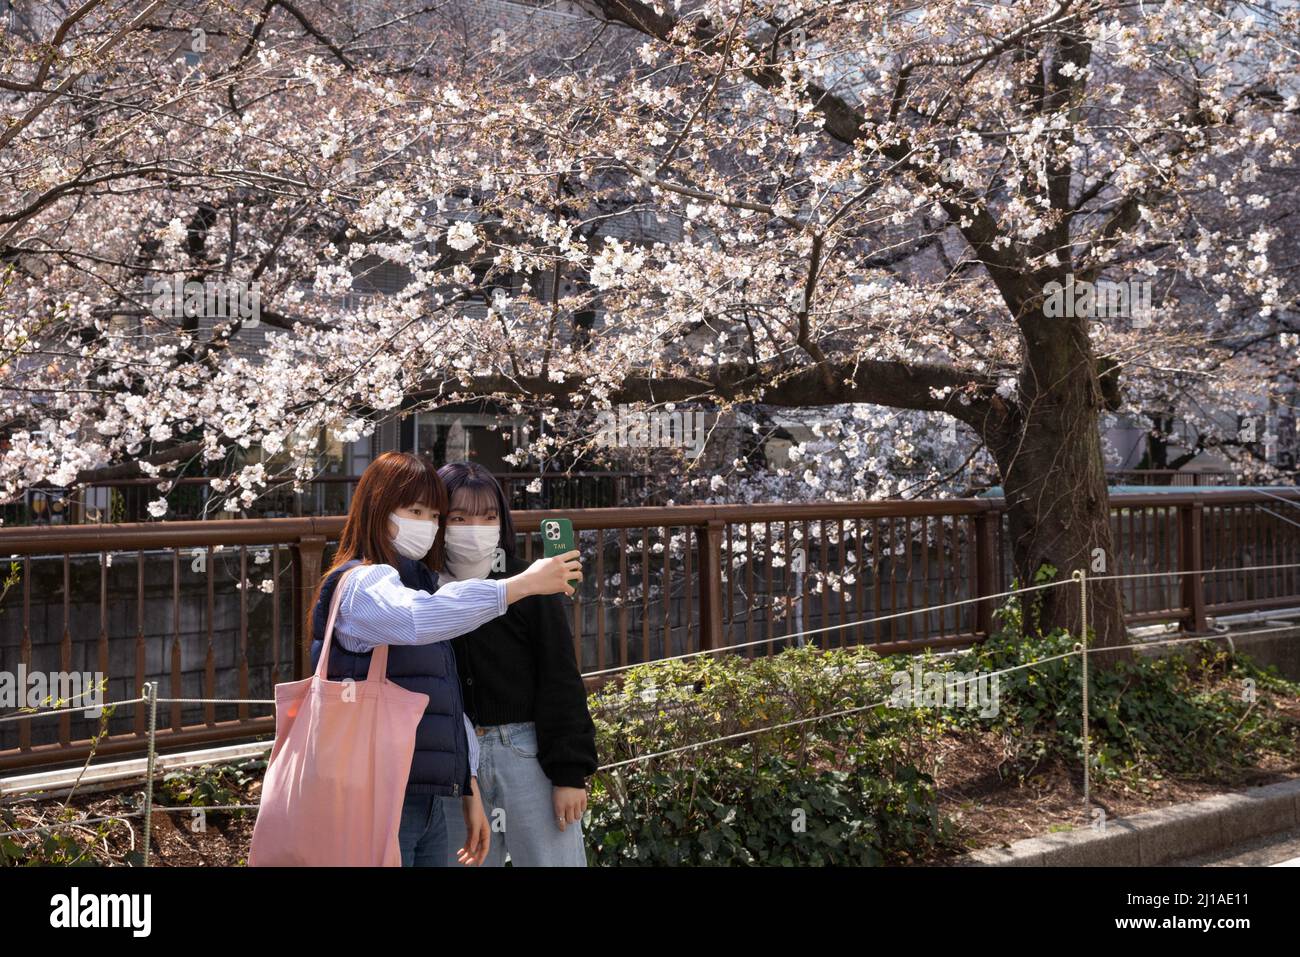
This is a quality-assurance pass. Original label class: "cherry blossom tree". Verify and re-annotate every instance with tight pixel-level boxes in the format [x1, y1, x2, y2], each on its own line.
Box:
[1, 0, 1297, 648]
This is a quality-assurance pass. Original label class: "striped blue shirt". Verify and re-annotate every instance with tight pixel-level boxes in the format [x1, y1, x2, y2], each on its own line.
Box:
[332, 563, 509, 778]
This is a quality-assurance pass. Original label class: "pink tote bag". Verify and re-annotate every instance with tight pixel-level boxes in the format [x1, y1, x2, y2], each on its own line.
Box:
[249, 566, 430, 866]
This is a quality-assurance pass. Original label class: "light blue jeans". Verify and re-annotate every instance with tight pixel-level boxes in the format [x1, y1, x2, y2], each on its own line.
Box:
[440, 721, 587, 867]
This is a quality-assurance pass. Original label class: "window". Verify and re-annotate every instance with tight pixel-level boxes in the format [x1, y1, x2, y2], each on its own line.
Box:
[413, 412, 526, 473]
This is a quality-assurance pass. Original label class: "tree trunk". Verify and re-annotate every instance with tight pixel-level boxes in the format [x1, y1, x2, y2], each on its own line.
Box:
[991, 315, 1129, 656]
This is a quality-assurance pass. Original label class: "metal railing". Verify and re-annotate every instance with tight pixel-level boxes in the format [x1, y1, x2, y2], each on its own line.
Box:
[2, 488, 1298, 774]
[1105, 469, 1240, 487]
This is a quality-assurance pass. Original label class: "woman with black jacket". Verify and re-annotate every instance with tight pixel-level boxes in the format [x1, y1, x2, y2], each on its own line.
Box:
[436, 461, 598, 867]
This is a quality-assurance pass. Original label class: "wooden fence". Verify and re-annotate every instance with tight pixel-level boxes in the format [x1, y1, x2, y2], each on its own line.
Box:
[2, 488, 1298, 773]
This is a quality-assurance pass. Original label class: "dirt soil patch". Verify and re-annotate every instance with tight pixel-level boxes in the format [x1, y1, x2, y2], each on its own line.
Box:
[1, 774, 261, 866]
[924, 726, 1299, 861]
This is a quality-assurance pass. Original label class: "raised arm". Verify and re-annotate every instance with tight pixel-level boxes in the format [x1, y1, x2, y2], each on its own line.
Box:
[333, 552, 583, 653]
[335, 564, 507, 651]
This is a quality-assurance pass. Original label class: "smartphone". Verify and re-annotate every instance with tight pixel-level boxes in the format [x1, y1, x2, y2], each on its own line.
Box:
[540, 517, 580, 590]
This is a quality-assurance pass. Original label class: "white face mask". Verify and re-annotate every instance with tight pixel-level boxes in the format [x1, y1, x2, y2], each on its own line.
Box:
[389, 513, 438, 560]
[444, 524, 501, 569]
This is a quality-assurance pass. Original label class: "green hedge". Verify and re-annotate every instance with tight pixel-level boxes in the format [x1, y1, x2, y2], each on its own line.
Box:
[953, 626, 1300, 782]
[585, 646, 955, 865]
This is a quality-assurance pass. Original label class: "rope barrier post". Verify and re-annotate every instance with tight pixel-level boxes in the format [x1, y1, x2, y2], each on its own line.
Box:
[1072, 568, 1091, 819]
[142, 680, 158, 867]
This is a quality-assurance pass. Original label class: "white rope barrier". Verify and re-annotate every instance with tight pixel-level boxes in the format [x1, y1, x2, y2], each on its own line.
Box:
[155, 697, 274, 705]
[4, 613, 1283, 839]
[3, 558, 1298, 856]
[1087, 560, 1300, 583]
[1085, 622, 1300, 656]
[1, 625, 1292, 850]
[1, 810, 143, 839]
[581, 576, 1074, 678]
[1252, 488, 1300, 509]
[0, 567, 1290, 730]
[595, 621, 1300, 772]
[581, 561, 1300, 679]
[596, 648, 1084, 771]
[0, 696, 146, 725]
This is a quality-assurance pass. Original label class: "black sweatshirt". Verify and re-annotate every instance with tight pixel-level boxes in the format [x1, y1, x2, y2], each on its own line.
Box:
[445, 556, 597, 789]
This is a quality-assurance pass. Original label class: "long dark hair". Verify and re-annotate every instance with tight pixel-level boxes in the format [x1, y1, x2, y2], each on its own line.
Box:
[437, 461, 516, 563]
[311, 451, 447, 611]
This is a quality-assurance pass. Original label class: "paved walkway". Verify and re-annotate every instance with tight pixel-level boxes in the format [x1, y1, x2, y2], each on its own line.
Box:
[1169, 827, 1300, 866]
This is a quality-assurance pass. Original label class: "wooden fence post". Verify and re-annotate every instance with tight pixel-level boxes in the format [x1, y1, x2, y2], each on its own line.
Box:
[973, 511, 998, 637]
[291, 534, 326, 677]
[697, 519, 724, 652]
[1179, 502, 1206, 632]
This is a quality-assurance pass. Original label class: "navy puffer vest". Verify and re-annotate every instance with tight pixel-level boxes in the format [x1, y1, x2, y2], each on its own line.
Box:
[308, 556, 471, 798]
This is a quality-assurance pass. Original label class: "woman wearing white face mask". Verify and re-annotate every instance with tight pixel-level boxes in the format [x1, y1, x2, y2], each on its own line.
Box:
[435, 461, 597, 867]
[305, 452, 582, 867]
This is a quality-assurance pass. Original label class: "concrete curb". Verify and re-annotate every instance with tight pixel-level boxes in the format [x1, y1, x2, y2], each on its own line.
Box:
[962, 776, 1300, 866]
[0, 741, 272, 800]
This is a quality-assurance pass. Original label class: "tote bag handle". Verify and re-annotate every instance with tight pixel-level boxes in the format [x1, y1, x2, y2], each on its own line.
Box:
[315, 564, 394, 683]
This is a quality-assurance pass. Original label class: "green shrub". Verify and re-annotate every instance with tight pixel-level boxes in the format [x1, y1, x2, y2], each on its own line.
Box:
[951, 622, 1300, 784]
[585, 646, 955, 865]
[0, 806, 107, 866]
[160, 756, 265, 817]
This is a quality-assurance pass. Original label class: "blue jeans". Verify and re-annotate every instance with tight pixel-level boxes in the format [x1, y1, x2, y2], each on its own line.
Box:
[397, 792, 449, 867]
[440, 721, 587, 867]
